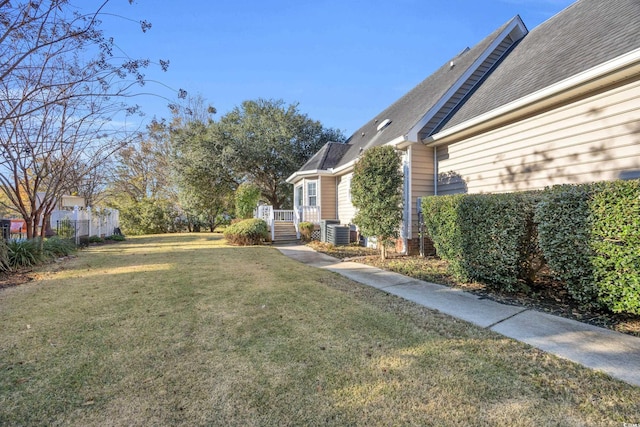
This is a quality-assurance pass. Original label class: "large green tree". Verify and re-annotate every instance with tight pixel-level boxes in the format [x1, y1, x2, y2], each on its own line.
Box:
[351, 146, 403, 260]
[170, 118, 236, 232]
[217, 99, 345, 209]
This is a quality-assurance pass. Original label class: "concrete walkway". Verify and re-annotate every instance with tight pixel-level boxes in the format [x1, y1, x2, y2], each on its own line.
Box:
[275, 244, 640, 388]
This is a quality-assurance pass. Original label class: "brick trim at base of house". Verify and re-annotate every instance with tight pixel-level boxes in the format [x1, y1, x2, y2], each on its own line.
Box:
[401, 237, 436, 256]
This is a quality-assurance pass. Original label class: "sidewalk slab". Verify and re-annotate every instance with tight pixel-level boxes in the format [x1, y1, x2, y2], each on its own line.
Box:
[325, 262, 415, 289]
[276, 245, 341, 267]
[385, 281, 527, 329]
[491, 310, 640, 386]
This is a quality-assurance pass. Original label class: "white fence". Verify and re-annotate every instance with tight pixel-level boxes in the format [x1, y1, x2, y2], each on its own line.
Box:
[51, 206, 120, 239]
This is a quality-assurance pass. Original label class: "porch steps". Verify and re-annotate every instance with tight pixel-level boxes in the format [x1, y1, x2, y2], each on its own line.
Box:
[272, 222, 298, 243]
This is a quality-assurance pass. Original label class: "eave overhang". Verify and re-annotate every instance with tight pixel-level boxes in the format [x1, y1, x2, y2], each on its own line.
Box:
[424, 47, 640, 147]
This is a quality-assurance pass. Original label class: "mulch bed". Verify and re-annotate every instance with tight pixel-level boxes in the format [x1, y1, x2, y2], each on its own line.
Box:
[0, 269, 34, 290]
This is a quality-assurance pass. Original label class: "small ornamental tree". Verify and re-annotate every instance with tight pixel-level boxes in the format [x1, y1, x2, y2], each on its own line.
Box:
[235, 182, 262, 219]
[351, 146, 403, 260]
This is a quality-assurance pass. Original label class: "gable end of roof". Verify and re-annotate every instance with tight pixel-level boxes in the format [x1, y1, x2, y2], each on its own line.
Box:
[407, 16, 528, 142]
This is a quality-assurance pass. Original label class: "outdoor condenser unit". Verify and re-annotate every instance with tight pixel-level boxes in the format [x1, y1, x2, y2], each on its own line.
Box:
[320, 219, 340, 242]
[326, 224, 350, 246]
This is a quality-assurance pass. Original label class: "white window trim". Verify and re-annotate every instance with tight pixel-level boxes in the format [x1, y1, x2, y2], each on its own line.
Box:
[306, 180, 318, 206]
[294, 184, 303, 207]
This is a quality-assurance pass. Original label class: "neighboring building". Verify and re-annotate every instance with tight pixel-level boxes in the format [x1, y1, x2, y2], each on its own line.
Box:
[286, 0, 640, 253]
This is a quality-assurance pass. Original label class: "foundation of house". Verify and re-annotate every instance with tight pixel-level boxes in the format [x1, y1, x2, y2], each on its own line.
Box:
[401, 237, 436, 256]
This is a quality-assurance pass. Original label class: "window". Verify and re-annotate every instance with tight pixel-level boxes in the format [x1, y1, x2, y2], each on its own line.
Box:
[307, 181, 317, 206]
[295, 185, 303, 207]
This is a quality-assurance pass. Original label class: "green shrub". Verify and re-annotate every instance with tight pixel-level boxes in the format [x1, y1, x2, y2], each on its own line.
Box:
[421, 194, 466, 279]
[536, 180, 640, 314]
[458, 192, 542, 291]
[298, 222, 314, 242]
[235, 183, 262, 219]
[223, 219, 269, 246]
[422, 192, 542, 291]
[42, 237, 76, 259]
[0, 239, 9, 272]
[105, 234, 126, 242]
[7, 239, 41, 269]
[590, 180, 640, 314]
[89, 236, 104, 244]
[535, 184, 597, 305]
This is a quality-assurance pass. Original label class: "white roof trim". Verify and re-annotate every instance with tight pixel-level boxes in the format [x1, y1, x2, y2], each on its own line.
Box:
[329, 159, 357, 176]
[425, 46, 640, 145]
[384, 135, 409, 147]
[286, 169, 334, 184]
[407, 16, 527, 142]
[289, 135, 411, 182]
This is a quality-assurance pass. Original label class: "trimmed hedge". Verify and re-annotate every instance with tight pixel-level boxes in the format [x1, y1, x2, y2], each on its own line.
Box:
[422, 179, 640, 315]
[590, 180, 640, 314]
[223, 218, 269, 246]
[422, 192, 541, 291]
[536, 180, 640, 314]
[535, 184, 597, 305]
[421, 195, 465, 279]
[458, 192, 541, 291]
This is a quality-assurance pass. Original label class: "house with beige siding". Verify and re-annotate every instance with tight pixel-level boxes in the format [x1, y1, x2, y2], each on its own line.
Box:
[285, 0, 640, 252]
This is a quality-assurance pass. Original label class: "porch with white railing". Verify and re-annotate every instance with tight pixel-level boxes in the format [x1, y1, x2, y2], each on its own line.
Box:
[255, 205, 320, 241]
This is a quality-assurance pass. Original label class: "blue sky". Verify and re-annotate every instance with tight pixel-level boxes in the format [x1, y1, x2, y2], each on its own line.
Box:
[97, 0, 576, 135]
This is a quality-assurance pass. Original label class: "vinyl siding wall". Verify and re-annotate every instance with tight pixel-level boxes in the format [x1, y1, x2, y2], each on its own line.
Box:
[320, 176, 337, 220]
[337, 173, 356, 225]
[437, 78, 640, 194]
[409, 144, 435, 239]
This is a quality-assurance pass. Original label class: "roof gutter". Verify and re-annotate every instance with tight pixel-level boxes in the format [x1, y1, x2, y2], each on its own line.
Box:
[285, 169, 335, 184]
[424, 47, 640, 146]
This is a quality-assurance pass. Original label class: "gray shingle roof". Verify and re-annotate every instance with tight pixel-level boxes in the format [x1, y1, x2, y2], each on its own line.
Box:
[331, 17, 521, 169]
[440, 0, 640, 131]
[298, 141, 351, 172]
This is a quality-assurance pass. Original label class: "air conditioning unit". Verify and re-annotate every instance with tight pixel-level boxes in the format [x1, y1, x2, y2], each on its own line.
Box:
[320, 219, 340, 242]
[327, 224, 350, 246]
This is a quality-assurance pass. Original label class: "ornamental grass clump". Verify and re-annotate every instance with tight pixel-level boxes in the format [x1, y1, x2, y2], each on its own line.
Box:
[223, 218, 269, 245]
[42, 237, 76, 259]
[298, 221, 314, 242]
[7, 239, 41, 268]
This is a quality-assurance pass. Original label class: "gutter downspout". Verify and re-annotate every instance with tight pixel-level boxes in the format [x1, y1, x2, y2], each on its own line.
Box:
[433, 146, 438, 196]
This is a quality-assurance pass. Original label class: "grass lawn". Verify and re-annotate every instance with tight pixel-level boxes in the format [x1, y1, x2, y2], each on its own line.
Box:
[1, 234, 639, 426]
[307, 242, 640, 337]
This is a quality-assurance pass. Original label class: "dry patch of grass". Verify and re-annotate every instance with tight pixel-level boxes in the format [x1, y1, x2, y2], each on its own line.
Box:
[1, 233, 639, 426]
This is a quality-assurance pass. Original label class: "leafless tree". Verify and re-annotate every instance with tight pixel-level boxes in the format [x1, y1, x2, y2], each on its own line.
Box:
[0, 1, 183, 239]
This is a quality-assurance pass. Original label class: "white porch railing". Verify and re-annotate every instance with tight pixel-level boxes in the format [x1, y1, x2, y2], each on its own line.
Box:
[297, 206, 320, 224]
[273, 210, 296, 222]
[255, 205, 272, 224]
[254, 205, 321, 241]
